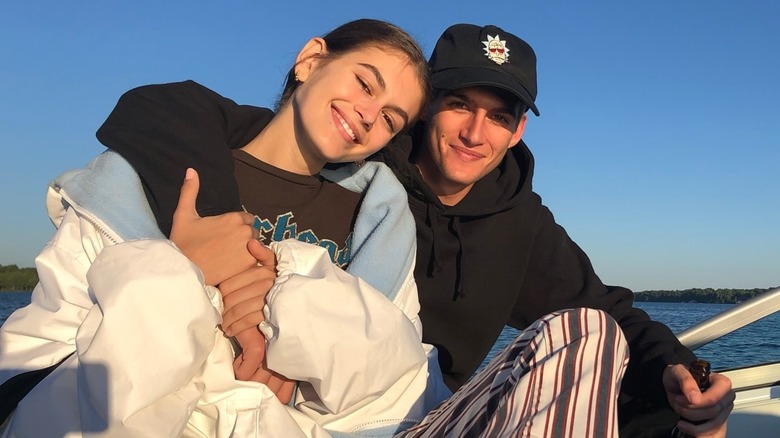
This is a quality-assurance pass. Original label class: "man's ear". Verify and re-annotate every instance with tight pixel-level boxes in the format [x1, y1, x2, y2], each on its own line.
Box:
[507, 114, 528, 149]
[294, 37, 327, 82]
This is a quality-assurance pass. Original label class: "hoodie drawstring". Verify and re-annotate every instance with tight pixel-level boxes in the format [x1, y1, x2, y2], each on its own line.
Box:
[425, 202, 442, 277]
[451, 217, 465, 300]
[425, 202, 467, 301]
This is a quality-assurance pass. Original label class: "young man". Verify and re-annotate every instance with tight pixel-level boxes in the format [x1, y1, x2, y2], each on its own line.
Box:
[376, 24, 734, 437]
[67, 23, 732, 437]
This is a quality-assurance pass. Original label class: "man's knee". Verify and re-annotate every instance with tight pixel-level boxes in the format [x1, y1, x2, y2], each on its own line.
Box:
[543, 308, 628, 361]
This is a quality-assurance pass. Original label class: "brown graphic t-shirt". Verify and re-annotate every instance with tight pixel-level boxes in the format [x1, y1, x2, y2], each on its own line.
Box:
[232, 150, 362, 267]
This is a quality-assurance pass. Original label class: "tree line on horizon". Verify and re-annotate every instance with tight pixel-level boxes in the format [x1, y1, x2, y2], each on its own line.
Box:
[634, 287, 778, 304]
[1, 263, 777, 301]
[0, 264, 38, 291]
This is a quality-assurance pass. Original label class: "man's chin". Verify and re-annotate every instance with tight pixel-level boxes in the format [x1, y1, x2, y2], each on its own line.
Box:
[440, 167, 479, 188]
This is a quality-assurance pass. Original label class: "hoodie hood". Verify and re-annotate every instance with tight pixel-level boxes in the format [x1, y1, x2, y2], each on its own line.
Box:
[377, 123, 536, 218]
[374, 124, 536, 301]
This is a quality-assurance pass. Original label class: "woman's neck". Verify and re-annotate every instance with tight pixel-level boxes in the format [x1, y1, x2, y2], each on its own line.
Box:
[240, 105, 323, 176]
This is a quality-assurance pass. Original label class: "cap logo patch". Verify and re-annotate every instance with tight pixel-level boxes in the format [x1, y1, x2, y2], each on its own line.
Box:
[483, 34, 509, 65]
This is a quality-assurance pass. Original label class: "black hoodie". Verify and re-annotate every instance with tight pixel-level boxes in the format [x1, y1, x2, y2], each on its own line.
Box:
[376, 126, 696, 402]
[96, 81, 695, 428]
[96, 80, 274, 236]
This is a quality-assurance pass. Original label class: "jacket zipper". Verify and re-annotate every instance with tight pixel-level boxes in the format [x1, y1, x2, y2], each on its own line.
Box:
[57, 188, 121, 245]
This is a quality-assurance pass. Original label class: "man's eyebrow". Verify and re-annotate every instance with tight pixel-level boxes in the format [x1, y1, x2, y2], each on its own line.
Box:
[448, 92, 514, 115]
[448, 92, 521, 117]
[359, 63, 386, 91]
[359, 62, 410, 128]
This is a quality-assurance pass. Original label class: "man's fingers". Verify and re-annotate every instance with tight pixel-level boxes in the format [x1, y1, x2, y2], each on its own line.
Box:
[232, 330, 266, 380]
[219, 266, 275, 298]
[248, 239, 276, 269]
[224, 307, 266, 336]
[246, 366, 275, 385]
[174, 168, 201, 220]
[670, 364, 702, 404]
[255, 370, 294, 404]
[676, 404, 730, 437]
[234, 350, 264, 381]
[276, 380, 296, 405]
[671, 371, 734, 436]
[238, 366, 296, 405]
[234, 353, 264, 382]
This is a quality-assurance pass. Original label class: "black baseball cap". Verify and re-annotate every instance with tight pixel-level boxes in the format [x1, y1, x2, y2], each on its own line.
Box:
[429, 24, 540, 116]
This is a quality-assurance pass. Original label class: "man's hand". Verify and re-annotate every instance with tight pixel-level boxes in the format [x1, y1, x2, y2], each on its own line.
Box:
[220, 239, 276, 380]
[233, 349, 297, 405]
[663, 363, 735, 437]
[170, 168, 257, 285]
[219, 239, 296, 403]
[231, 328, 296, 404]
[220, 239, 277, 337]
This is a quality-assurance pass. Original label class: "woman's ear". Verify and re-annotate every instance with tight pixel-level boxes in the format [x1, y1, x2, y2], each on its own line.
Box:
[295, 37, 327, 82]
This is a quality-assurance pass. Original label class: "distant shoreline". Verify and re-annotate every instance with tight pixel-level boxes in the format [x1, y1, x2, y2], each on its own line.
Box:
[2, 286, 778, 303]
[0, 264, 38, 291]
[635, 287, 777, 304]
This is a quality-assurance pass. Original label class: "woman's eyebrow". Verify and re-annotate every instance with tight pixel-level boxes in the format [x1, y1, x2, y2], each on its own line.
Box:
[358, 62, 410, 128]
[359, 63, 386, 91]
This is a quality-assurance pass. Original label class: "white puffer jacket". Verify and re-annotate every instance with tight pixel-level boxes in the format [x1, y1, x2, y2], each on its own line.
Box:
[0, 152, 450, 437]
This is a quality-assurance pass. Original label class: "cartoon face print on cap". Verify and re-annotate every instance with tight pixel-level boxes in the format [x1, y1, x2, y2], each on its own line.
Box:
[483, 35, 509, 65]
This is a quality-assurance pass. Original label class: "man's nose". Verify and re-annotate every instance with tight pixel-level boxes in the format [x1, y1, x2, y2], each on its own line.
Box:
[462, 114, 486, 145]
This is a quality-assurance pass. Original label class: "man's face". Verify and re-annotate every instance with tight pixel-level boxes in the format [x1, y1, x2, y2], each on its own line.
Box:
[415, 86, 527, 205]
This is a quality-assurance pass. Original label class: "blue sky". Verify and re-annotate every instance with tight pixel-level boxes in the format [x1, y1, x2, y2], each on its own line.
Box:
[1, 1, 778, 292]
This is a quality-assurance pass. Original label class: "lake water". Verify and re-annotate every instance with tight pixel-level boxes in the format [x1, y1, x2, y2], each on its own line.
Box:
[480, 302, 780, 371]
[2, 292, 779, 371]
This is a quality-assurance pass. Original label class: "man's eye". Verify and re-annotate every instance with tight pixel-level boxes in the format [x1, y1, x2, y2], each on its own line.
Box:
[448, 101, 467, 109]
[493, 114, 513, 125]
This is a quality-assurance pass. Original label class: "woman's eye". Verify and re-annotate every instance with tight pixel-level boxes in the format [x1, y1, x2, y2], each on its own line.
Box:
[357, 76, 371, 95]
[382, 112, 395, 132]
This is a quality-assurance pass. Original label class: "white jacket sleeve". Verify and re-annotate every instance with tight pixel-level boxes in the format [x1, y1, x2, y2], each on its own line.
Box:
[1, 208, 224, 438]
[72, 239, 221, 436]
[0, 210, 95, 380]
[260, 240, 428, 420]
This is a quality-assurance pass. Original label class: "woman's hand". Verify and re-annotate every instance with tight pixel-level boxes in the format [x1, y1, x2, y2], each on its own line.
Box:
[170, 168, 257, 285]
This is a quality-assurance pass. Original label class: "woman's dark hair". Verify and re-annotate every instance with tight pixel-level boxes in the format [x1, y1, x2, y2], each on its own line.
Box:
[275, 18, 430, 113]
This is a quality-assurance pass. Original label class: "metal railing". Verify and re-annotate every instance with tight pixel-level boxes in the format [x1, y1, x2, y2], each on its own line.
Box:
[676, 287, 780, 351]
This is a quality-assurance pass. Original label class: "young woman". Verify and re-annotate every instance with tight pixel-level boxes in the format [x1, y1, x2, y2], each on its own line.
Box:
[0, 19, 451, 437]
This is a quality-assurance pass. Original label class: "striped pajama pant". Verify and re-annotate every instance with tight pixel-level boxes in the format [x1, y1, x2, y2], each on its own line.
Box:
[398, 308, 629, 438]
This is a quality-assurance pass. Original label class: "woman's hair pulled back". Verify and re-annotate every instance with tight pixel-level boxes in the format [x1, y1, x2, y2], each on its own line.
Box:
[276, 18, 430, 111]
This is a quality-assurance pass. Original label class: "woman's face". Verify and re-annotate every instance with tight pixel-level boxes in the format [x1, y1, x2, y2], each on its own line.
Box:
[292, 45, 424, 167]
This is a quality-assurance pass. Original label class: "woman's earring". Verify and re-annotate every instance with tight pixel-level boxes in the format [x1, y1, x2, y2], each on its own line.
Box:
[294, 71, 300, 82]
